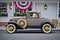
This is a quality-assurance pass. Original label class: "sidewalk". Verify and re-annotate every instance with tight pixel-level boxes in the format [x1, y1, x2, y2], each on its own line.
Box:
[53, 26, 60, 30]
[0, 26, 6, 30]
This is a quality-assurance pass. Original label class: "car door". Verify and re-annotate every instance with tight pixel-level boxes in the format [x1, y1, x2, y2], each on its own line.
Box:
[27, 17, 40, 27]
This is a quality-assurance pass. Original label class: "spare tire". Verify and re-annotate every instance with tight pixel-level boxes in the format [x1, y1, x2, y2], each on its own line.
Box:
[17, 19, 27, 28]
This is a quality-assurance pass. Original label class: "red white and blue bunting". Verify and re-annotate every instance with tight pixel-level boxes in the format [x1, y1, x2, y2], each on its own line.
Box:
[14, 1, 32, 10]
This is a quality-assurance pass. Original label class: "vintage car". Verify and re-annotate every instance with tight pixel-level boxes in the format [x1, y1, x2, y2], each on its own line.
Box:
[6, 11, 54, 33]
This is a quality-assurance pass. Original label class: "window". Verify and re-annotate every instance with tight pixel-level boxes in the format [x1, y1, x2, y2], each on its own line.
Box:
[14, 7, 27, 16]
[15, 7, 19, 12]
[0, 2, 7, 16]
[27, 12, 39, 18]
[59, 3, 60, 17]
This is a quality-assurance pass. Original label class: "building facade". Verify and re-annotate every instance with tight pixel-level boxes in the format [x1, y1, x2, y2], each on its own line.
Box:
[0, 0, 60, 26]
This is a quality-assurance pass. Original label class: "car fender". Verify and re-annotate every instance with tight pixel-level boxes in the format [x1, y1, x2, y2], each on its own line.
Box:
[40, 20, 54, 28]
[8, 21, 22, 29]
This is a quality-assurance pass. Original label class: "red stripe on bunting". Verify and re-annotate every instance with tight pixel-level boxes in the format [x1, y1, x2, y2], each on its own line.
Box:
[21, 2, 25, 4]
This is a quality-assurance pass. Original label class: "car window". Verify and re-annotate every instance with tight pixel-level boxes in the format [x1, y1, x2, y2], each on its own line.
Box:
[26, 12, 39, 18]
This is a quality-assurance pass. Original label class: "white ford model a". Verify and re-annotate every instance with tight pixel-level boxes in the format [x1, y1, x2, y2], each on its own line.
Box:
[6, 11, 56, 33]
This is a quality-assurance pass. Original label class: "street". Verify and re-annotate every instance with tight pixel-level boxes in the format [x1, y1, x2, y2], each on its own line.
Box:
[0, 28, 60, 40]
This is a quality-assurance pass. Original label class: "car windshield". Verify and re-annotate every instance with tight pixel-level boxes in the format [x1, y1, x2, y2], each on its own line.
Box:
[26, 12, 39, 18]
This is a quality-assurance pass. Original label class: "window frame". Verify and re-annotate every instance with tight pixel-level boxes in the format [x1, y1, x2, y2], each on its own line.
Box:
[0, 2, 8, 17]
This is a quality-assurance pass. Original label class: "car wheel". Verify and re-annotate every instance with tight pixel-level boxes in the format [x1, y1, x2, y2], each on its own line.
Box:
[42, 23, 52, 33]
[7, 24, 17, 33]
[17, 19, 27, 28]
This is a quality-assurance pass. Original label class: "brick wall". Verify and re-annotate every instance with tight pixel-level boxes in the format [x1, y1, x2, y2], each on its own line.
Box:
[0, 22, 8, 26]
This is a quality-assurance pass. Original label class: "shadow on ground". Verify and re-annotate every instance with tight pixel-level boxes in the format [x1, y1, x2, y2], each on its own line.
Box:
[14, 30, 60, 34]
[0, 30, 60, 34]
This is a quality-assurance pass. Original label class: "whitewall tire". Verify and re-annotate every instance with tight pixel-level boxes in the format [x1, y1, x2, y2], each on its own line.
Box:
[42, 23, 52, 33]
[17, 19, 27, 28]
[7, 24, 16, 33]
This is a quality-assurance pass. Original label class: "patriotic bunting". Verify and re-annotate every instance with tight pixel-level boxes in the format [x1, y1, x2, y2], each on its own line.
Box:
[14, 1, 32, 11]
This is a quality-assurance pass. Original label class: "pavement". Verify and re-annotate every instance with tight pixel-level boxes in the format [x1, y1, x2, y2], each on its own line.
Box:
[0, 26, 60, 40]
[0, 28, 60, 40]
[0, 26, 6, 30]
